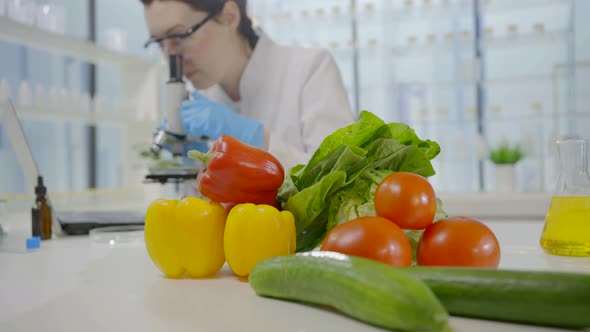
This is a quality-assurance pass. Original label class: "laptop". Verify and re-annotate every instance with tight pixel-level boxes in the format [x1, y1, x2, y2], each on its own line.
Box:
[1, 99, 144, 235]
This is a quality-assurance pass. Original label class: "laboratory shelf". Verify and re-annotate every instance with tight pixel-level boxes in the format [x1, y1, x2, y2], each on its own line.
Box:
[17, 108, 92, 123]
[0, 17, 156, 68]
[394, 74, 565, 89]
[484, 111, 590, 123]
[405, 110, 589, 129]
[482, 30, 568, 48]
[1, 101, 156, 126]
[408, 117, 479, 127]
[357, 3, 470, 24]
[481, 0, 570, 16]
[391, 40, 472, 57]
[390, 30, 567, 57]
[407, 110, 590, 128]
[355, 0, 569, 24]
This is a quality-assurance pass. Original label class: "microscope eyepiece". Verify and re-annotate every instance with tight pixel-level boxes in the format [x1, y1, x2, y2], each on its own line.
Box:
[168, 55, 183, 83]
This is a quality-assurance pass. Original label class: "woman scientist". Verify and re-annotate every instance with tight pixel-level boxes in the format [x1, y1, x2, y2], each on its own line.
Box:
[141, 0, 355, 169]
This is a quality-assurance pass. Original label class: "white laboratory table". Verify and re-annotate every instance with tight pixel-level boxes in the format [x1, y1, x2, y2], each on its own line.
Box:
[1, 212, 590, 332]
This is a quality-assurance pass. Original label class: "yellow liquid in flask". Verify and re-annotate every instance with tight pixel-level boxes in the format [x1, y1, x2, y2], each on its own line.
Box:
[540, 196, 590, 256]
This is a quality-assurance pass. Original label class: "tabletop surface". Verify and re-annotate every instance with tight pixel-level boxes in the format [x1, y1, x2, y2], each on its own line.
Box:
[1, 212, 590, 332]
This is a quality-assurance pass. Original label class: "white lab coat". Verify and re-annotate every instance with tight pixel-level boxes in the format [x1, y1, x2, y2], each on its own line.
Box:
[202, 32, 355, 170]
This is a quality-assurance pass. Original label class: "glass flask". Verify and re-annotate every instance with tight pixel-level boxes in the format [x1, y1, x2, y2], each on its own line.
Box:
[540, 137, 590, 256]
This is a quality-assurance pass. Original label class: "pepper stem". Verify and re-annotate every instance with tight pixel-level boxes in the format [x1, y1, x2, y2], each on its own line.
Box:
[187, 150, 214, 165]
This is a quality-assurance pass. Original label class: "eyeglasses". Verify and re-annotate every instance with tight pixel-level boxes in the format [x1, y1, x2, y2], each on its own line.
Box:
[143, 4, 224, 53]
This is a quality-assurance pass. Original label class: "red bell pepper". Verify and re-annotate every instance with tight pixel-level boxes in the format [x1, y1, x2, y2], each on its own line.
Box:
[187, 135, 284, 206]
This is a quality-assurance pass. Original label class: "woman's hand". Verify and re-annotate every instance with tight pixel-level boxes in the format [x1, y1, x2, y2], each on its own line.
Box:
[181, 91, 266, 149]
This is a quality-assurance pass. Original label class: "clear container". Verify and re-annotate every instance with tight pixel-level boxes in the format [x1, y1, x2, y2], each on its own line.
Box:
[540, 137, 590, 257]
[102, 28, 128, 52]
[7, 0, 36, 25]
[89, 225, 145, 248]
[35, 1, 65, 33]
[0, 79, 11, 101]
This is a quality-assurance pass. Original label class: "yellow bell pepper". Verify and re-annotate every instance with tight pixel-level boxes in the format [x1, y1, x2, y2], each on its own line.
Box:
[224, 203, 296, 277]
[144, 197, 226, 278]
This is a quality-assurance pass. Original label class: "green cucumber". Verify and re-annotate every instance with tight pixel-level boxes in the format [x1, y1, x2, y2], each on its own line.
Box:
[249, 252, 449, 332]
[405, 267, 590, 329]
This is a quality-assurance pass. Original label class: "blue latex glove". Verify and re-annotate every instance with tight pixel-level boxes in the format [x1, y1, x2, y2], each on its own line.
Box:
[156, 119, 210, 154]
[180, 91, 265, 149]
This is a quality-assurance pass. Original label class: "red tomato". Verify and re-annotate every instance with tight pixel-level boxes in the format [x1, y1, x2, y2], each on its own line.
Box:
[321, 216, 412, 267]
[374, 172, 436, 230]
[417, 217, 501, 268]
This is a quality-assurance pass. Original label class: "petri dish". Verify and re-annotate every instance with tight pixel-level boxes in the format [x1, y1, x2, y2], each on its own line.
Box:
[89, 225, 145, 247]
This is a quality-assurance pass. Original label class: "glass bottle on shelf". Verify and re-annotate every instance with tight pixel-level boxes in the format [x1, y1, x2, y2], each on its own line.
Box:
[35, 84, 45, 111]
[404, 0, 413, 10]
[18, 80, 32, 106]
[0, 79, 11, 101]
[540, 137, 590, 257]
[332, 5, 340, 16]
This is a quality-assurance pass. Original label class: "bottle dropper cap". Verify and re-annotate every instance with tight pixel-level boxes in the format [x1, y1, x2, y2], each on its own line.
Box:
[26, 237, 41, 250]
[35, 176, 47, 195]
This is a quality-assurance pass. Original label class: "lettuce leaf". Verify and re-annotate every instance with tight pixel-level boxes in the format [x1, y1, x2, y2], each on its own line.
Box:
[296, 145, 368, 190]
[298, 111, 385, 178]
[285, 171, 347, 233]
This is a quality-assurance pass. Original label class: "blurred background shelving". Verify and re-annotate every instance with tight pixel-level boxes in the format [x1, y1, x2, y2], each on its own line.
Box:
[250, 0, 588, 194]
[0, 0, 162, 195]
[0, 0, 588, 197]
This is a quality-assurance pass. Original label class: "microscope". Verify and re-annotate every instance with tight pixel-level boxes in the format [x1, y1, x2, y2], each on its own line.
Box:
[144, 55, 207, 195]
[150, 54, 190, 156]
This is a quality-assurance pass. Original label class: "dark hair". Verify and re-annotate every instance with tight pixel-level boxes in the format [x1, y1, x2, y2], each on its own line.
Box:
[140, 0, 258, 49]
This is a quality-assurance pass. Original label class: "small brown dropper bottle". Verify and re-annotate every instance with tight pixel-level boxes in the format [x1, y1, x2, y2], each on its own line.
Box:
[31, 176, 52, 240]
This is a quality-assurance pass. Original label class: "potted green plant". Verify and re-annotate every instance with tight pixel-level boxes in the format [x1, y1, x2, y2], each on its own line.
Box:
[489, 140, 524, 192]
